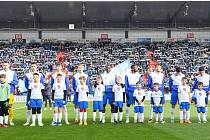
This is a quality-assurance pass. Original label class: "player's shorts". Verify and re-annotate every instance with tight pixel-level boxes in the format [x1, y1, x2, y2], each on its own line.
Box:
[30, 99, 42, 108]
[153, 106, 163, 113]
[93, 101, 103, 110]
[180, 102, 190, 110]
[197, 107, 206, 113]
[170, 90, 178, 105]
[78, 101, 88, 109]
[9, 94, 14, 105]
[54, 99, 64, 108]
[103, 92, 114, 105]
[114, 101, 123, 108]
[134, 106, 144, 113]
[126, 91, 134, 105]
[73, 93, 78, 105]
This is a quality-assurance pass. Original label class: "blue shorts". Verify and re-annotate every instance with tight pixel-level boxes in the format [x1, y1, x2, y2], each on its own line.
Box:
[93, 101, 103, 110]
[103, 92, 114, 105]
[30, 99, 42, 108]
[197, 107, 206, 113]
[180, 102, 190, 110]
[114, 101, 123, 108]
[54, 99, 64, 108]
[134, 106, 144, 113]
[78, 101, 88, 109]
[153, 106, 163, 113]
[73, 93, 78, 105]
[126, 91, 134, 105]
[170, 90, 178, 105]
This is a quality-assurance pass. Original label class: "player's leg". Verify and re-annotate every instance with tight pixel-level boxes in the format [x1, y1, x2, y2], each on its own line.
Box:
[8, 93, 14, 125]
[126, 91, 133, 123]
[159, 107, 165, 124]
[134, 106, 138, 123]
[63, 103, 69, 125]
[53, 107, 59, 125]
[31, 107, 37, 126]
[149, 101, 154, 122]
[140, 106, 144, 123]
[109, 93, 115, 123]
[197, 107, 201, 123]
[44, 95, 47, 110]
[180, 103, 184, 124]
[119, 102, 123, 123]
[48, 95, 52, 110]
[37, 99, 43, 126]
[73, 93, 79, 123]
[93, 101, 97, 123]
[79, 102, 84, 125]
[114, 105, 118, 123]
[3, 103, 9, 127]
[170, 91, 178, 123]
[24, 95, 31, 126]
[99, 101, 103, 123]
[185, 103, 191, 123]
[0, 102, 3, 127]
[83, 101, 88, 125]
[58, 106, 63, 126]
[205, 93, 208, 117]
[202, 107, 207, 123]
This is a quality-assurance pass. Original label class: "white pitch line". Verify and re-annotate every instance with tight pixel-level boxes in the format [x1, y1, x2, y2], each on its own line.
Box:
[14, 106, 26, 110]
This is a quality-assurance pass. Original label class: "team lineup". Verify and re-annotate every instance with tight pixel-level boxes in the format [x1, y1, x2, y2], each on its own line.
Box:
[0, 60, 209, 127]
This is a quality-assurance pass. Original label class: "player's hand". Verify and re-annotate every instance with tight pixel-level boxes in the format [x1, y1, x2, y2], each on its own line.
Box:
[4, 102, 9, 108]
[27, 100, 30, 106]
[63, 100, 66, 104]
[52, 100, 55, 104]
[159, 104, 163, 107]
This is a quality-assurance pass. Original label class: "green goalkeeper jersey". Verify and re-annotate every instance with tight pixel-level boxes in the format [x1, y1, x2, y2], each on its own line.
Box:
[0, 83, 10, 101]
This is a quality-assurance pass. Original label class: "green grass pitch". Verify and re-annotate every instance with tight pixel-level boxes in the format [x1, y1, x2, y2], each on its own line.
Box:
[0, 101, 210, 140]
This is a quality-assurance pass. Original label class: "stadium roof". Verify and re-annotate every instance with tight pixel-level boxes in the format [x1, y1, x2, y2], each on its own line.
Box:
[0, 1, 210, 29]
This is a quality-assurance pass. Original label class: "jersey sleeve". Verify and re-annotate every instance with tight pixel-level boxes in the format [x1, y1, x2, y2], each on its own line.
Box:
[28, 83, 32, 90]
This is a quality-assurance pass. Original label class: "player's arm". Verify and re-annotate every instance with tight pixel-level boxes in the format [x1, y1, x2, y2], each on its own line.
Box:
[51, 90, 55, 101]
[141, 96, 146, 103]
[40, 74, 45, 86]
[208, 78, 210, 94]
[41, 89, 45, 97]
[192, 77, 198, 92]
[133, 96, 139, 104]
[86, 76, 92, 94]
[160, 97, 164, 106]
[24, 75, 29, 90]
[63, 90, 67, 103]
[10, 72, 18, 86]
[5, 84, 10, 107]
[147, 75, 153, 90]
[125, 75, 128, 93]
[151, 97, 154, 105]
[169, 76, 173, 92]
[27, 89, 31, 104]
[72, 76, 77, 92]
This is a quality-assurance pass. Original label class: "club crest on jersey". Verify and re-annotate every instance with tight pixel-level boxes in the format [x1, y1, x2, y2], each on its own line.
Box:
[57, 85, 61, 89]
[34, 85, 37, 88]
[199, 93, 202, 96]
[117, 87, 121, 91]
[81, 87, 84, 91]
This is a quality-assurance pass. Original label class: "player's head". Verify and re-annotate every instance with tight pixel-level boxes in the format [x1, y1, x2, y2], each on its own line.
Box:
[106, 65, 111, 73]
[0, 74, 6, 83]
[78, 64, 84, 73]
[56, 63, 63, 71]
[175, 66, 181, 73]
[131, 64, 138, 73]
[182, 77, 187, 85]
[96, 75, 102, 84]
[56, 73, 62, 83]
[116, 76, 122, 85]
[154, 83, 159, 91]
[199, 66, 205, 76]
[156, 64, 162, 72]
[31, 62, 37, 72]
[33, 73, 39, 82]
[136, 81, 142, 90]
[79, 76, 86, 85]
[197, 82, 203, 90]
[2, 60, 10, 71]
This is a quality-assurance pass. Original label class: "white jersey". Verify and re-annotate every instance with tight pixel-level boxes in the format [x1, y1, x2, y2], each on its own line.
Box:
[101, 72, 116, 86]
[151, 90, 163, 106]
[29, 82, 44, 99]
[112, 84, 125, 102]
[150, 72, 164, 85]
[76, 85, 89, 102]
[93, 84, 105, 101]
[195, 74, 210, 87]
[0, 70, 15, 83]
[25, 72, 42, 84]
[126, 72, 141, 85]
[133, 89, 145, 106]
[74, 72, 89, 86]
[170, 73, 185, 86]
[52, 71, 67, 86]
[52, 82, 66, 99]
[178, 85, 191, 103]
[193, 89, 206, 107]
